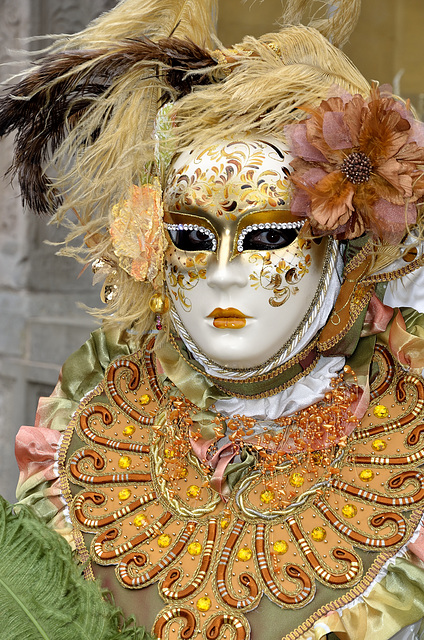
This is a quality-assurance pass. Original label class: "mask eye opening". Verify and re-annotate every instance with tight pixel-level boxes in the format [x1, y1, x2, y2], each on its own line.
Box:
[236, 220, 304, 252]
[165, 223, 217, 252]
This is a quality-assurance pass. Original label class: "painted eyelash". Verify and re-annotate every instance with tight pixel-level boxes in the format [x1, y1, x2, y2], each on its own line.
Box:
[165, 223, 217, 251]
[236, 221, 305, 253]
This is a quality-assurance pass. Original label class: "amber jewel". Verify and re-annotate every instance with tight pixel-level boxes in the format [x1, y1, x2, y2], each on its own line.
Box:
[220, 518, 230, 529]
[342, 504, 357, 518]
[260, 490, 275, 503]
[372, 439, 387, 451]
[290, 473, 305, 488]
[359, 469, 374, 482]
[139, 394, 151, 405]
[273, 540, 289, 555]
[237, 547, 253, 561]
[178, 467, 188, 478]
[188, 542, 202, 556]
[158, 534, 172, 548]
[311, 527, 326, 542]
[164, 449, 175, 459]
[133, 514, 146, 527]
[373, 405, 389, 419]
[196, 597, 211, 612]
[118, 456, 131, 469]
[187, 485, 201, 498]
[118, 488, 132, 501]
[123, 425, 136, 437]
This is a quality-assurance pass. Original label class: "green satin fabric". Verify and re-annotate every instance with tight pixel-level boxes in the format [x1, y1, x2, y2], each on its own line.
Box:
[61, 326, 132, 403]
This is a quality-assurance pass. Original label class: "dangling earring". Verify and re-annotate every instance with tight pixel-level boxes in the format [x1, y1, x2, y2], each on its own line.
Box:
[149, 292, 170, 330]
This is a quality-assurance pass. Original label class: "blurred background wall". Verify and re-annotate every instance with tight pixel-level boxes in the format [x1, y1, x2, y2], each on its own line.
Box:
[0, 0, 423, 501]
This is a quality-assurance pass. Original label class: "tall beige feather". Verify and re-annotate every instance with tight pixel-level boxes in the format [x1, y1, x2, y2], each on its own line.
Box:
[57, 0, 219, 49]
[282, 0, 361, 47]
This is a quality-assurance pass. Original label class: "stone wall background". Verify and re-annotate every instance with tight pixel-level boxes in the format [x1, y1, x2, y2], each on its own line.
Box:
[1, 1, 423, 502]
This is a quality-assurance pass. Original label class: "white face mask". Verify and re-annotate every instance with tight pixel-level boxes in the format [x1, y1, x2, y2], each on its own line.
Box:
[163, 138, 330, 369]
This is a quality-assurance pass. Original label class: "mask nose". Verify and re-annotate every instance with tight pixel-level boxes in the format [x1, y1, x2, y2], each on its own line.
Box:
[207, 228, 248, 289]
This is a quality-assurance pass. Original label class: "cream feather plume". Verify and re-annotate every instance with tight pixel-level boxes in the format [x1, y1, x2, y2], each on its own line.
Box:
[281, 0, 361, 48]
[55, 0, 219, 50]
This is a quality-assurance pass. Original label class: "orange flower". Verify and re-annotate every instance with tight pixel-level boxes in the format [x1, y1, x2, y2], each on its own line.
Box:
[285, 86, 424, 242]
[110, 179, 166, 287]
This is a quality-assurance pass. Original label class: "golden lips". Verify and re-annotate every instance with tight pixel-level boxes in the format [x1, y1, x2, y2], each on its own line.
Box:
[207, 308, 251, 329]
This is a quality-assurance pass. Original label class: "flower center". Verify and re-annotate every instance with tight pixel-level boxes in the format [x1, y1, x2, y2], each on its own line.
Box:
[340, 151, 372, 184]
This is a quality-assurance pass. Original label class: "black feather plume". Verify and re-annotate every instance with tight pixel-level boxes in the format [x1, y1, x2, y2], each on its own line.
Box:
[0, 37, 218, 214]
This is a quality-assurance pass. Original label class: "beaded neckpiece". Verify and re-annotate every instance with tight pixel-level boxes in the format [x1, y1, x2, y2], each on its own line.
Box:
[60, 337, 424, 640]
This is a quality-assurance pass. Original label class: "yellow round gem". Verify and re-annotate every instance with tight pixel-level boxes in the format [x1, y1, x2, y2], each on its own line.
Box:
[196, 597, 211, 612]
[311, 527, 326, 542]
[372, 439, 387, 451]
[359, 469, 374, 482]
[290, 472, 305, 488]
[178, 467, 188, 478]
[123, 425, 135, 436]
[373, 405, 389, 419]
[118, 456, 131, 469]
[260, 490, 275, 504]
[342, 504, 357, 519]
[187, 485, 201, 498]
[139, 394, 151, 405]
[237, 547, 253, 561]
[220, 518, 230, 529]
[164, 449, 175, 459]
[118, 488, 132, 501]
[133, 514, 146, 527]
[188, 542, 202, 556]
[273, 540, 288, 555]
[157, 534, 172, 548]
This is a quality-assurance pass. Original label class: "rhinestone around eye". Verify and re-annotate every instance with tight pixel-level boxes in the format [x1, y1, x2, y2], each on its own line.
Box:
[236, 220, 305, 252]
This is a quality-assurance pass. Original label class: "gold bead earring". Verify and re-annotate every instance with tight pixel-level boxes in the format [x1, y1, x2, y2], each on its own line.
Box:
[149, 292, 170, 330]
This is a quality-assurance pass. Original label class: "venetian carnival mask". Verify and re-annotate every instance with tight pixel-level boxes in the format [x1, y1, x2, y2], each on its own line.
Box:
[163, 138, 339, 370]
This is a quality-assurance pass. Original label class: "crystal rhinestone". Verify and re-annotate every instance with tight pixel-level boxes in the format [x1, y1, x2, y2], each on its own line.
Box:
[187, 485, 201, 498]
[188, 542, 202, 556]
[311, 527, 326, 542]
[340, 151, 373, 184]
[373, 405, 389, 419]
[372, 438, 387, 451]
[118, 456, 131, 469]
[188, 224, 193, 230]
[193, 225, 198, 230]
[359, 469, 374, 482]
[253, 224, 258, 230]
[118, 488, 132, 501]
[196, 597, 211, 612]
[259, 223, 264, 229]
[183, 224, 188, 230]
[123, 425, 136, 437]
[273, 540, 289, 555]
[133, 514, 146, 527]
[158, 534, 172, 548]
[289, 472, 305, 488]
[237, 547, 253, 561]
[342, 504, 357, 518]
[260, 489, 275, 503]
[271, 222, 277, 229]
[139, 394, 151, 405]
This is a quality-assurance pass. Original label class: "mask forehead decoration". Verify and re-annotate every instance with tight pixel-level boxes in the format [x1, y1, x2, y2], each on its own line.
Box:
[163, 137, 340, 373]
[164, 138, 291, 221]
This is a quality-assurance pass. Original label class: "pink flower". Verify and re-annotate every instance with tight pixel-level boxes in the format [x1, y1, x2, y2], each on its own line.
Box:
[285, 86, 424, 242]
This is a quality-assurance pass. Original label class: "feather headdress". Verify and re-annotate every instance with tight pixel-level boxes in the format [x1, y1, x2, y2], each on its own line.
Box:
[1, 0, 423, 342]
